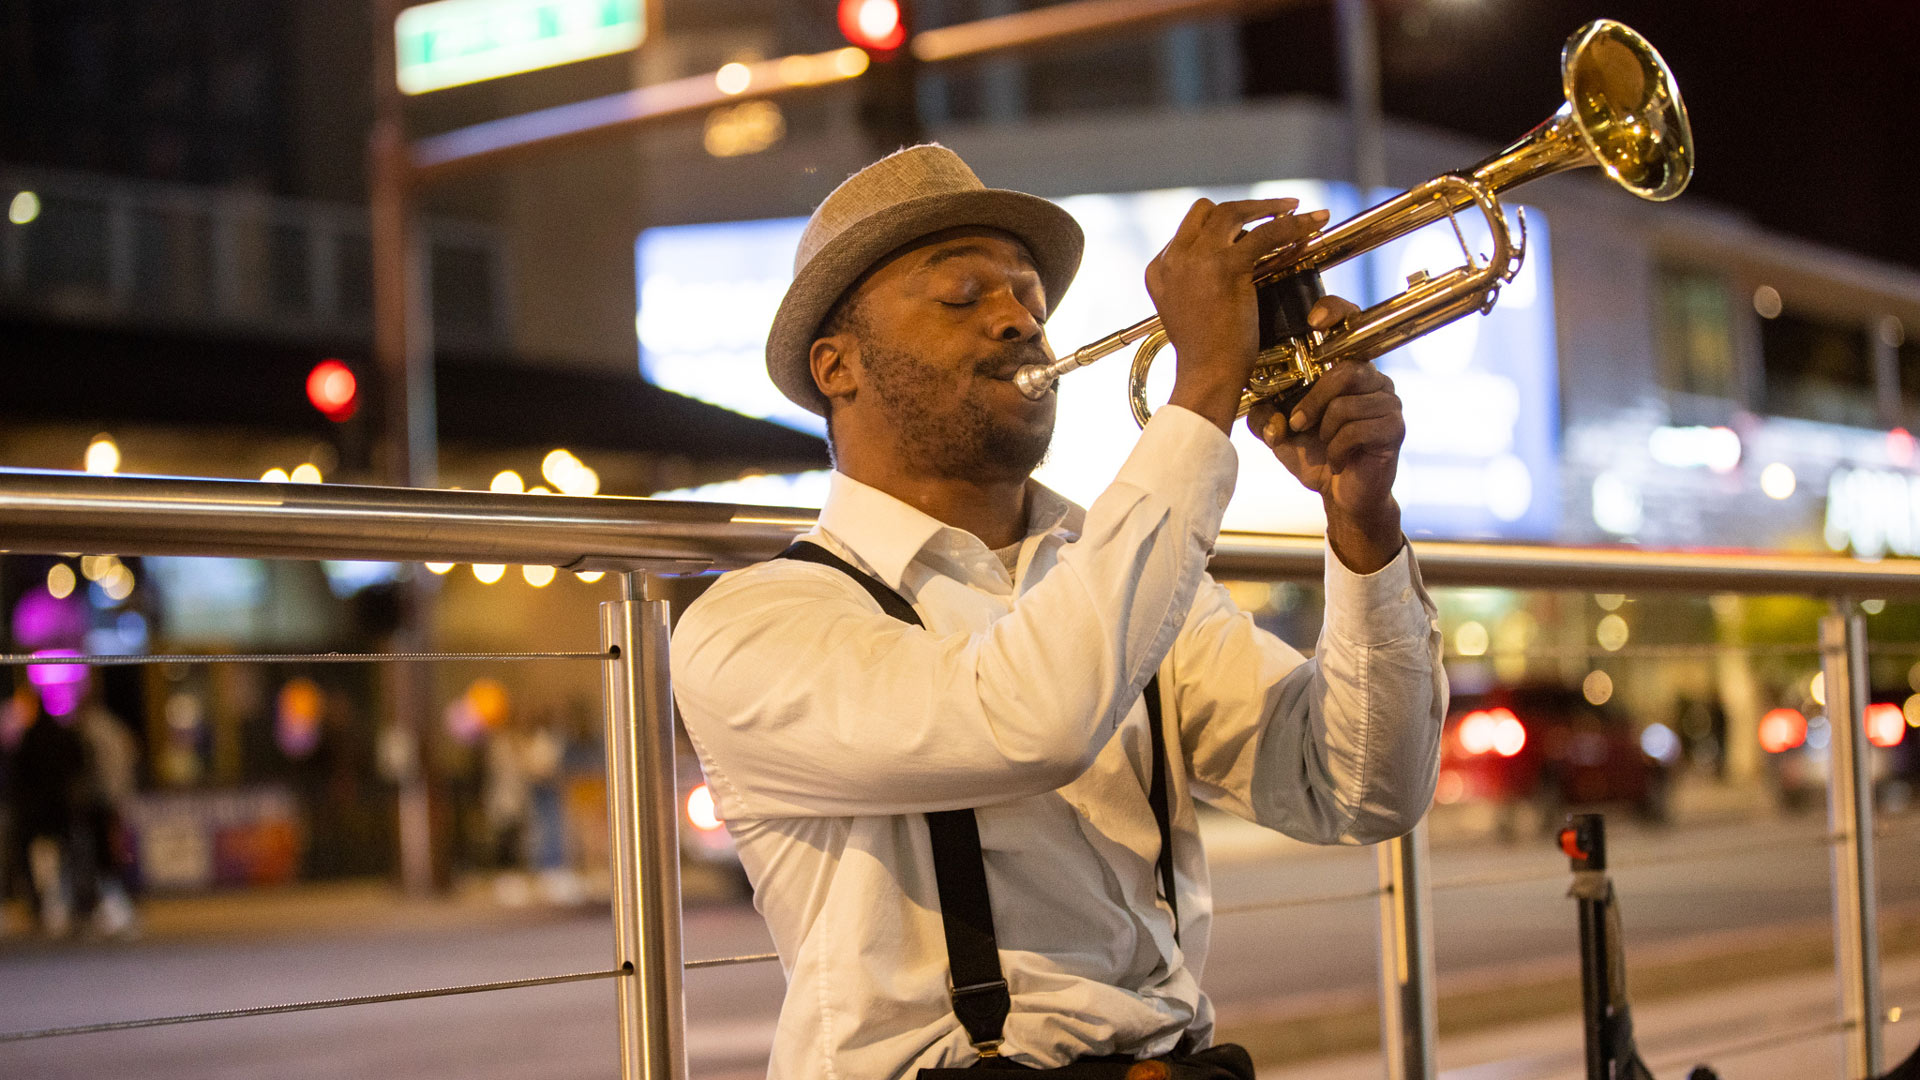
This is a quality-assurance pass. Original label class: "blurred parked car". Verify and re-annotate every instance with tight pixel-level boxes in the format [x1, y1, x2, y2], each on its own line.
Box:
[1759, 698, 1909, 812]
[1437, 684, 1670, 839]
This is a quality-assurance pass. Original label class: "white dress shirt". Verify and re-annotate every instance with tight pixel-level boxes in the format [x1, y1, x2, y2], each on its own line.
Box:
[671, 405, 1445, 1080]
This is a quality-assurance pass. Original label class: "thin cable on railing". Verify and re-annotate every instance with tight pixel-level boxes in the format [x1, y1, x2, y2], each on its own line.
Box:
[0, 966, 627, 1044]
[0, 650, 610, 666]
[685, 951, 781, 970]
[1441, 641, 1821, 662]
[1213, 883, 1385, 917]
[1209, 828, 1843, 915]
[1425, 829, 1839, 894]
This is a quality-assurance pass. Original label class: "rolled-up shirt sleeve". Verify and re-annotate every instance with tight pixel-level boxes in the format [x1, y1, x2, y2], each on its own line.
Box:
[671, 406, 1239, 820]
[1171, 543, 1446, 845]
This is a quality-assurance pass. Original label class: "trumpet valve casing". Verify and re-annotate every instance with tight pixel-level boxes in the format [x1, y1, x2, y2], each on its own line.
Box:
[1245, 338, 1328, 417]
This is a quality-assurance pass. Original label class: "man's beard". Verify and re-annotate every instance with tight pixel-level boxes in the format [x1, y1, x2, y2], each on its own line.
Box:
[860, 337, 1055, 482]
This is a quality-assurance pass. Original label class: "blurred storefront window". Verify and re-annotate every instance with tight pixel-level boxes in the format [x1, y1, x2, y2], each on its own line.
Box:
[1761, 307, 1875, 426]
[1655, 263, 1740, 403]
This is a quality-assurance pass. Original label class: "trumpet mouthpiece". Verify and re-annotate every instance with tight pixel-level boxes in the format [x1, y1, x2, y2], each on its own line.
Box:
[1014, 362, 1058, 400]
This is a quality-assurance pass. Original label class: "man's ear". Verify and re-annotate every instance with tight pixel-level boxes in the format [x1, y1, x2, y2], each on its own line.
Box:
[809, 334, 858, 409]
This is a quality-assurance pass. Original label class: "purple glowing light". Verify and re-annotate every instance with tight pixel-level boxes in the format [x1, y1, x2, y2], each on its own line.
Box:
[27, 650, 87, 718]
[12, 587, 87, 650]
[25, 649, 84, 688]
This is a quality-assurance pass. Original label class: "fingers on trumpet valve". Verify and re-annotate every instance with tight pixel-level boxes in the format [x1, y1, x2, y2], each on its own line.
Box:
[1307, 295, 1362, 331]
[1248, 357, 1397, 448]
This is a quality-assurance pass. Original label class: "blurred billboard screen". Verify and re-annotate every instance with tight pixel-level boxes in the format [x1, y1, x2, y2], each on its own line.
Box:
[637, 181, 1558, 540]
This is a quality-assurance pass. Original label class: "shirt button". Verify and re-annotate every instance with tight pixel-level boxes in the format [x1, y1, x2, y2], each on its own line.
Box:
[1400, 587, 1412, 603]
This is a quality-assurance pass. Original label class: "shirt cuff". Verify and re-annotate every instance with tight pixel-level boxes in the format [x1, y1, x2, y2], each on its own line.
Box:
[1116, 404, 1239, 532]
[1322, 538, 1434, 647]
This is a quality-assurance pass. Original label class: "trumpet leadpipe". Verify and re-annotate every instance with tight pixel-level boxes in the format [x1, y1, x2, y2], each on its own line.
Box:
[1014, 317, 1160, 400]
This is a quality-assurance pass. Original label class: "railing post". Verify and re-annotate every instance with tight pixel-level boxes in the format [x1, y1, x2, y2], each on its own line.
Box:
[1377, 821, 1437, 1080]
[600, 571, 688, 1080]
[1821, 605, 1881, 1079]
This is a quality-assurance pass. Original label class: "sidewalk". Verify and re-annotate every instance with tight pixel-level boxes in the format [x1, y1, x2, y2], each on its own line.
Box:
[0, 874, 604, 946]
[1218, 904, 1920, 1074]
[0, 858, 762, 945]
[1268, 952, 1920, 1080]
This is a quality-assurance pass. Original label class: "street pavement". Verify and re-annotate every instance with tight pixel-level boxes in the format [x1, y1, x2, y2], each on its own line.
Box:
[0, 810, 1915, 1079]
[1276, 953, 1920, 1080]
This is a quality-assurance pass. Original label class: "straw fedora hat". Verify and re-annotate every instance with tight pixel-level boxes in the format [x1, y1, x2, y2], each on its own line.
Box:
[765, 144, 1084, 416]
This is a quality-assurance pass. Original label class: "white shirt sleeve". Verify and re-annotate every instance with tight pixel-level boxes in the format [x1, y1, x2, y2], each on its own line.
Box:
[1170, 544, 1446, 845]
[671, 406, 1239, 820]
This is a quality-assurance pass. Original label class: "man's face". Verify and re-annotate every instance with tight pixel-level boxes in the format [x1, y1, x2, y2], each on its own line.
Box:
[823, 229, 1058, 483]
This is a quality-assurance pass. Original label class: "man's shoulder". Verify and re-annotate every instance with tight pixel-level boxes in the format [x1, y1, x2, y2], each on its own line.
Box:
[674, 550, 874, 643]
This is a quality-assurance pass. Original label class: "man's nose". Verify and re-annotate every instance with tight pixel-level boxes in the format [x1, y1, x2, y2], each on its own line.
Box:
[989, 294, 1042, 342]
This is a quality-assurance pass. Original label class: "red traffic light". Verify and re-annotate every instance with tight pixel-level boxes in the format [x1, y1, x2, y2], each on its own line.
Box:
[838, 0, 906, 53]
[306, 360, 359, 422]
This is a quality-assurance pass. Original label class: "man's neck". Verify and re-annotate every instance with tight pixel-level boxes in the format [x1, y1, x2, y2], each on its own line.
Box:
[837, 458, 1031, 551]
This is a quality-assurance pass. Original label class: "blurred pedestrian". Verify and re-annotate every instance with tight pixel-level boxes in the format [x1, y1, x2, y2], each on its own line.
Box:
[8, 689, 87, 935]
[524, 707, 580, 905]
[73, 688, 140, 939]
[0, 686, 26, 934]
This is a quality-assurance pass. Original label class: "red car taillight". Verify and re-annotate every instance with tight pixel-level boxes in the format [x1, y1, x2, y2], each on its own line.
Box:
[1457, 708, 1526, 757]
[1866, 703, 1906, 748]
[1758, 707, 1807, 753]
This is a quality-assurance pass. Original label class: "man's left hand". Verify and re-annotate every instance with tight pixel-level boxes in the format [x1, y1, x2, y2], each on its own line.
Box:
[1247, 294, 1406, 575]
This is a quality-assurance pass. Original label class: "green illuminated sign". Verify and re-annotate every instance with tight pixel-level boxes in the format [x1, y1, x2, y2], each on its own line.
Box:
[396, 0, 645, 95]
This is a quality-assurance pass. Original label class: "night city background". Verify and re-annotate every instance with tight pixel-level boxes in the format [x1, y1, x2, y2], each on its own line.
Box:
[3, 2, 1919, 1079]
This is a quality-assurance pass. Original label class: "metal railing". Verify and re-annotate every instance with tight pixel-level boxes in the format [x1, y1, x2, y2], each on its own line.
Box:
[5, 467, 1919, 1080]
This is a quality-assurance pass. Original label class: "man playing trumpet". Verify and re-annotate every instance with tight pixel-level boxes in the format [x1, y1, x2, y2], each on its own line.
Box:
[671, 144, 1445, 1079]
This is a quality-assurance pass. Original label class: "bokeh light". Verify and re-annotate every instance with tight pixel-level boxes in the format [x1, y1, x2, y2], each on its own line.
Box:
[714, 61, 752, 95]
[1866, 703, 1906, 748]
[1582, 669, 1613, 706]
[8, 190, 41, 224]
[1759, 707, 1807, 753]
[46, 564, 76, 599]
[1454, 620, 1489, 657]
[84, 434, 120, 474]
[1759, 462, 1796, 499]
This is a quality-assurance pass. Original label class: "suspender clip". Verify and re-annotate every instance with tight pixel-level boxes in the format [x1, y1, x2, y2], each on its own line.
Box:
[948, 978, 1010, 1057]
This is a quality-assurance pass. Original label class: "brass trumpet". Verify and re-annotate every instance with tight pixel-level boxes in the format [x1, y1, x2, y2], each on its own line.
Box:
[1014, 19, 1693, 428]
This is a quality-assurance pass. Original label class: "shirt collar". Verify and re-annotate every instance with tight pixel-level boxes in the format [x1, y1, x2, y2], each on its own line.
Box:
[817, 471, 1085, 591]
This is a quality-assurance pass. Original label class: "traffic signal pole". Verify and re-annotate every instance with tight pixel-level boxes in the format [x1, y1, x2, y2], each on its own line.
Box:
[371, 0, 442, 897]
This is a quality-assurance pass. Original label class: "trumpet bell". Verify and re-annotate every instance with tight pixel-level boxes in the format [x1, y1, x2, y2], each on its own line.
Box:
[1018, 20, 1693, 429]
[1561, 19, 1693, 202]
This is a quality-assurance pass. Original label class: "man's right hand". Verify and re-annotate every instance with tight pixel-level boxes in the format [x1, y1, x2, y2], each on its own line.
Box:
[1144, 198, 1329, 433]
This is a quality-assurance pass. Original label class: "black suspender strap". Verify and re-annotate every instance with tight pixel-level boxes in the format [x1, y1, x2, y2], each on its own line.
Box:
[1144, 681, 1180, 941]
[774, 538, 1179, 1059]
[777, 541, 1012, 1054]
[924, 808, 1013, 1055]
[779, 540, 922, 625]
